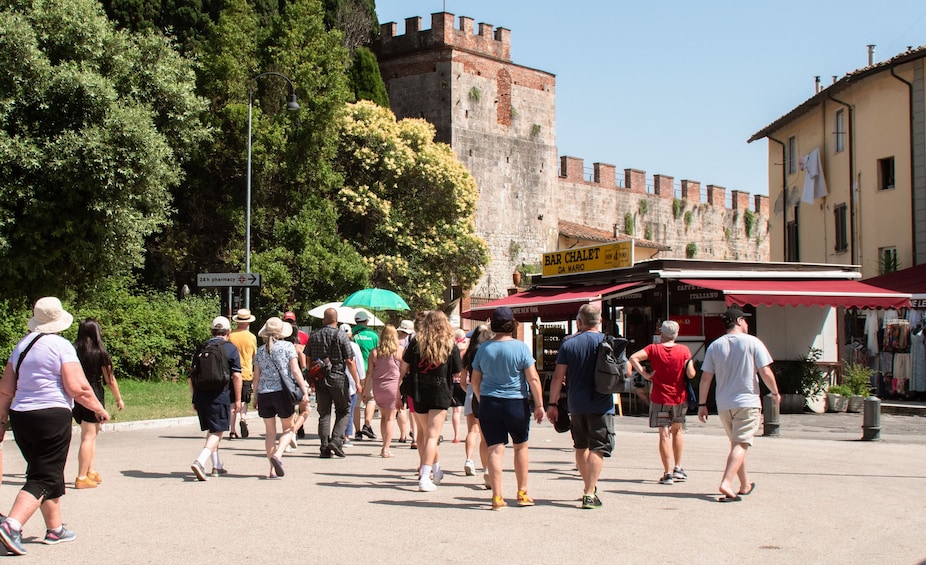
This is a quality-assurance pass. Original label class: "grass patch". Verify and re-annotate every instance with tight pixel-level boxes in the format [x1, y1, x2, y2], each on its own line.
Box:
[108, 379, 194, 423]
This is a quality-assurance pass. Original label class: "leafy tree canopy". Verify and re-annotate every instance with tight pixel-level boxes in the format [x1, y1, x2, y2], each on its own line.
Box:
[334, 101, 489, 310]
[0, 0, 208, 300]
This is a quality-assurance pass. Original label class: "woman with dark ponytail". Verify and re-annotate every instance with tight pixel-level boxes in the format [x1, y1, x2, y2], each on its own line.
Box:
[73, 319, 125, 489]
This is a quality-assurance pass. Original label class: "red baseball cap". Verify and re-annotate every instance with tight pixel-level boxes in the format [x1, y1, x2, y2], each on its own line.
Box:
[283, 311, 297, 322]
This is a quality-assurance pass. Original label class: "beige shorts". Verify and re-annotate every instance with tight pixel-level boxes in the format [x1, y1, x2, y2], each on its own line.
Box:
[719, 407, 760, 446]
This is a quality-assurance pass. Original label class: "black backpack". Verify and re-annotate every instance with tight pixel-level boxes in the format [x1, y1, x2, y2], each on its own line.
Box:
[192, 339, 230, 392]
[593, 334, 629, 395]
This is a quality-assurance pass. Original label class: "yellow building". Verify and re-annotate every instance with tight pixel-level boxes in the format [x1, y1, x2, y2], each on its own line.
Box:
[749, 45, 926, 278]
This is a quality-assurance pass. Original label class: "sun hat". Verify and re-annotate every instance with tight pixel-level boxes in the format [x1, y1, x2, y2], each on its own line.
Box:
[397, 320, 415, 335]
[28, 297, 74, 334]
[283, 311, 297, 322]
[232, 308, 256, 323]
[340, 323, 352, 335]
[354, 310, 371, 323]
[211, 316, 231, 331]
[258, 316, 294, 339]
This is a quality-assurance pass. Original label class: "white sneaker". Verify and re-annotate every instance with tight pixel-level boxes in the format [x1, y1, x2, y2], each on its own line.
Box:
[464, 459, 476, 476]
[432, 468, 444, 485]
[418, 476, 437, 492]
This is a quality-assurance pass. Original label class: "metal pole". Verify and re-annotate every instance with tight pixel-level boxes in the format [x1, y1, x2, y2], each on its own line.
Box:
[245, 88, 253, 310]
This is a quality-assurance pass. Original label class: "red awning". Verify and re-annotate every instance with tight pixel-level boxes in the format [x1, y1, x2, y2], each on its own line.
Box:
[463, 282, 650, 322]
[680, 279, 910, 309]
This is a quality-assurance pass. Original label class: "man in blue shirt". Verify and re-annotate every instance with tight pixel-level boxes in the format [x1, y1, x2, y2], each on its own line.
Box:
[546, 304, 621, 509]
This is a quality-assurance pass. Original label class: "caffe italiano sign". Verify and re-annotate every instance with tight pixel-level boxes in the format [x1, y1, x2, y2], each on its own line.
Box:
[542, 241, 634, 278]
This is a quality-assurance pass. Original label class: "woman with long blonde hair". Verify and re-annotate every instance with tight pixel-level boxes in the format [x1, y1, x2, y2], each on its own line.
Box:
[399, 311, 462, 491]
[368, 325, 404, 457]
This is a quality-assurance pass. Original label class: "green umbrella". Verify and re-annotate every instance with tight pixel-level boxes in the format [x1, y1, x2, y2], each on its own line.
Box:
[342, 288, 410, 312]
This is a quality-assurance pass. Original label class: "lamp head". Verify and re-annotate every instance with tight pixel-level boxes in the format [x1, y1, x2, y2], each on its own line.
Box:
[287, 93, 300, 111]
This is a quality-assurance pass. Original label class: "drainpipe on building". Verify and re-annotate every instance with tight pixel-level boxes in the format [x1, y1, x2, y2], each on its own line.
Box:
[767, 136, 787, 260]
[889, 65, 917, 264]
[827, 94, 857, 265]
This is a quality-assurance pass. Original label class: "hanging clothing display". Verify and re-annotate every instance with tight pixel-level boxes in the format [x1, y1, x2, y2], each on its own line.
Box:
[864, 310, 880, 355]
[911, 327, 926, 392]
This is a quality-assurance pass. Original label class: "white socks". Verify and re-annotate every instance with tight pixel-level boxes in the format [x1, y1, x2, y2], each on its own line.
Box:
[197, 448, 212, 467]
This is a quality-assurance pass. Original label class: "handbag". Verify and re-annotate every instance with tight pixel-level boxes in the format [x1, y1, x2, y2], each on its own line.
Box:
[272, 350, 303, 405]
[399, 371, 417, 398]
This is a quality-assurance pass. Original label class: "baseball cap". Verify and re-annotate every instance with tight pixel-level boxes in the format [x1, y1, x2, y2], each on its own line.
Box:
[283, 311, 297, 322]
[397, 320, 415, 335]
[211, 316, 231, 331]
[340, 323, 352, 334]
[721, 307, 751, 324]
[354, 310, 370, 323]
[492, 306, 515, 324]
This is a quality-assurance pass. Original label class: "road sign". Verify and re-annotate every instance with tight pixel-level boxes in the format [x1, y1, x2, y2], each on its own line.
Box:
[197, 273, 261, 287]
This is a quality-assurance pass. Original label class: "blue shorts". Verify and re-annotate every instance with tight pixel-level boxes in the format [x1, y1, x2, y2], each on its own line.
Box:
[478, 396, 531, 447]
[193, 389, 231, 433]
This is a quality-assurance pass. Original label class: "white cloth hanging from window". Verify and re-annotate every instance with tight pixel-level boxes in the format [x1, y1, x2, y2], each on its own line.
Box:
[800, 147, 829, 203]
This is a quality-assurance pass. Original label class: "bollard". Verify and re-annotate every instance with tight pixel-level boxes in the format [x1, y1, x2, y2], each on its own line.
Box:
[861, 395, 881, 441]
[762, 393, 780, 437]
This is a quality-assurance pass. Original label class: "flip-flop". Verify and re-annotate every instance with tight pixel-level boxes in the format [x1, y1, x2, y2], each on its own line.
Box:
[740, 482, 757, 496]
[718, 495, 742, 503]
[270, 456, 285, 477]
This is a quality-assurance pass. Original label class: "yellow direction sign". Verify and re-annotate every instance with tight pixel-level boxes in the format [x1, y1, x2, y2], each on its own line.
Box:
[542, 241, 634, 278]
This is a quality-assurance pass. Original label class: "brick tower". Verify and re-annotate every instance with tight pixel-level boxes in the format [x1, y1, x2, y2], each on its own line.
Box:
[373, 12, 558, 302]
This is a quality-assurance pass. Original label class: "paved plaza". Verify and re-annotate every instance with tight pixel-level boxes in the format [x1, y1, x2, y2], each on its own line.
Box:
[0, 410, 924, 564]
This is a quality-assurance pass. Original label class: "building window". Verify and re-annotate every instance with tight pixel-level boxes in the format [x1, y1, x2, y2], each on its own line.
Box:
[878, 157, 895, 190]
[787, 136, 797, 175]
[879, 246, 898, 274]
[834, 203, 848, 253]
[834, 109, 845, 153]
[786, 205, 799, 261]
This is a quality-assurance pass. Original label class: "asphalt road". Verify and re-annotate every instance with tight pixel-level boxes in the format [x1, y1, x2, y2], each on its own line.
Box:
[0, 410, 924, 564]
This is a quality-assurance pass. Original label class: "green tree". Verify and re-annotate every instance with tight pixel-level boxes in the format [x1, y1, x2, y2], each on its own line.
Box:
[333, 101, 489, 310]
[349, 46, 389, 107]
[0, 0, 208, 300]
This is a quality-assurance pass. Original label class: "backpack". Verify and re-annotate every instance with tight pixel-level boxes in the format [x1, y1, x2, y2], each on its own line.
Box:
[192, 339, 230, 392]
[593, 334, 629, 395]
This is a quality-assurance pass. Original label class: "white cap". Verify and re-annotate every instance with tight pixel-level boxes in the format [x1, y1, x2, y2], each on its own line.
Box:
[211, 316, 231, 331]
[354, 309, 371, 323]
[340, 323, 352, 335]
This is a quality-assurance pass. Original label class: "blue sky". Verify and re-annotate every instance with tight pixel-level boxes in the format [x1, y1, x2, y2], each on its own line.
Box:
[375, 1, 926, 197]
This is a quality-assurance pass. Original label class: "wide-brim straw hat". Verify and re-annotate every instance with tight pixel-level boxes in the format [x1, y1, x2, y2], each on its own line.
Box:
[27, 297, 74, 334]
[258, 316, 294, 339]
[232, 308, 256, 323]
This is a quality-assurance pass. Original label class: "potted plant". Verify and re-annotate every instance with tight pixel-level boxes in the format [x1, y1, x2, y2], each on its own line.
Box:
[825, 384, 851, 412]
[799, 347, 829, 412]
[772, 361, 806, 414]
[842, 362, 873, 413]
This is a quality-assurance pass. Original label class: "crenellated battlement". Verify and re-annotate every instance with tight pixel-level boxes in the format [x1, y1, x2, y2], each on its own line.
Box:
[376, 12, 511, 61]
[558, 155, 769, 215]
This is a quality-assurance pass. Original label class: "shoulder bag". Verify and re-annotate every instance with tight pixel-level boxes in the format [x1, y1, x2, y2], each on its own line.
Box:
[271, 346, 303, 405]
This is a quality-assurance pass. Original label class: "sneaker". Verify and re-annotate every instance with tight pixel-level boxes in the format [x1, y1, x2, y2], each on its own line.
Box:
[211, 467, 228, 478]
[320, 446, 332, 459]
[516, 490, 535, 506]
[354, 432, 363, 441]
[464, 459, 476, 476]
[296, 427, 305, 439]
[342, 439, 354, 448]
[42, 526, 76, 545]
[491, 495, 507, 510]
[328, 442, 346, 458]
[191, 460, 208, 481]
[239, 420, 249, 438]
[658, 472, 675, 485]
[88, 470, 103, 483]
[672, 466, 688, 481]
[432, 468, 444, 485]
[418, 476, 437, 492]
[361, 424, 377, 439]
[74, 476, 98, 489]
[581, 494, 603, 509]
[0, 520, 26, 555]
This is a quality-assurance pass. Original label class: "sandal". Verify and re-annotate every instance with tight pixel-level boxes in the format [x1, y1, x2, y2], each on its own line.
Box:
[491, 495, 507, 510]
[229, 431, 239, 440]
[380, 449, 394, 458]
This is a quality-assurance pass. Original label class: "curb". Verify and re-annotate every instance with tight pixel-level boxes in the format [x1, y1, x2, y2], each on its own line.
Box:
[98, 416, 199, 432]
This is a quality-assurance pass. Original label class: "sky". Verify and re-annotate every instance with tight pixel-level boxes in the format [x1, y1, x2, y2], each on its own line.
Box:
[374, 1, 926, 197]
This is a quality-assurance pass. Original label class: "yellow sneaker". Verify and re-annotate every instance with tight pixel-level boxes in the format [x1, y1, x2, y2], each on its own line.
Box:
[87, 470, 102, 483]
[516, 490, 535, 506]
[491, 495, 507, 510]
[74, 476, 98, 489]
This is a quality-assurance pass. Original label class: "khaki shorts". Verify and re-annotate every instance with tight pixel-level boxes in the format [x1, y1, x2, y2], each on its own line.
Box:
[719, 407, 761, 446]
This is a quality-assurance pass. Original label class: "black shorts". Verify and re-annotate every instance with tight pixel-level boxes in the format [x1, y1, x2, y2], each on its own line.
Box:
[412, 376, 452, 413]
[240, 381, 253, 404]
[193, 390, 231, 433]
[11, 408, 72, 500]
[478, 396, 531, 447]
[570, 413, 615, 457]
[257, 390, 296, 419]
[73, 380, 105, 424]
[450, 383, 466, 407]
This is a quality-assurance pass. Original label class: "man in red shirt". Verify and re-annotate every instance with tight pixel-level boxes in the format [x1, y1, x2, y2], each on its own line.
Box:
[629, 320, 696, 485]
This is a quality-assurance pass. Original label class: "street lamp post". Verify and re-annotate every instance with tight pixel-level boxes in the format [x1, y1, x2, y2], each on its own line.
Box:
[245, 72, 300, 309]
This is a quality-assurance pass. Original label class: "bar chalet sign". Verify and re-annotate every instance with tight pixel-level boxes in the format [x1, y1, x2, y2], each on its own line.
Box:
[542, 241, 634, 278]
